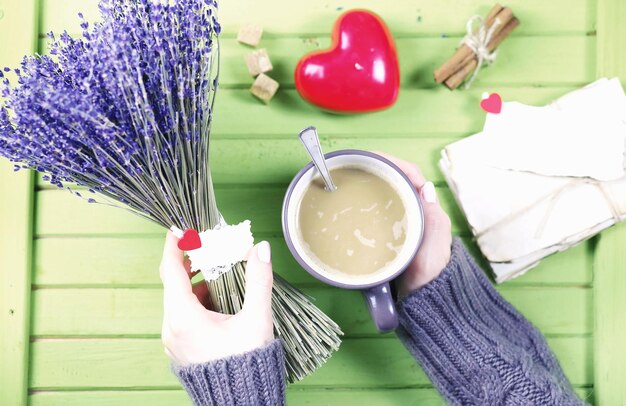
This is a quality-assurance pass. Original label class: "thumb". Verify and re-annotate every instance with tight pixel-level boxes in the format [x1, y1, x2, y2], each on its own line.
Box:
[242, 241, 274, 316]
[420, 182, 452, 246]
[415, 182, 452, 279]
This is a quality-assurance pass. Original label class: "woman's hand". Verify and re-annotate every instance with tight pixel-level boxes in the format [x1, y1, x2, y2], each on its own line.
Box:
[160, 233, 275, 366]
[374, 152, 453, 298]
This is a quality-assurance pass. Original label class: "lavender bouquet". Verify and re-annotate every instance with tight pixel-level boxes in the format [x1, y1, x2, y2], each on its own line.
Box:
[0, 0, 341, 381]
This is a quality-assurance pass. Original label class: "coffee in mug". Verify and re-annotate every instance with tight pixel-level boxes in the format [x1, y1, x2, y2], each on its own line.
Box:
[298, 167, 407, 278]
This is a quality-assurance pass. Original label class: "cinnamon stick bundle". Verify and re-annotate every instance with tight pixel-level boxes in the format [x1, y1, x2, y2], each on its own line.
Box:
[434, 4, 519, 90]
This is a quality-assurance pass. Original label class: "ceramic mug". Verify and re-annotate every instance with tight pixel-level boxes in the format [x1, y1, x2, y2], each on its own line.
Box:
[282, 150, 424, 332]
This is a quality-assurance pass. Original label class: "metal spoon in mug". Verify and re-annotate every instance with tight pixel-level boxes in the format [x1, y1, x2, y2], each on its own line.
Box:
[298, 126, 337, 192]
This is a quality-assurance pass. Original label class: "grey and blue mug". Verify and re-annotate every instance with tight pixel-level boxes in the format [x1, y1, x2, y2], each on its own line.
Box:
[281, 150, 424, 332]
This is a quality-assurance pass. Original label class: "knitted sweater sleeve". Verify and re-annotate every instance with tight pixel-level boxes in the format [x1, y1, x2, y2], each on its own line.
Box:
[397, 238, 585, 406]
[173, 339, 286, 406]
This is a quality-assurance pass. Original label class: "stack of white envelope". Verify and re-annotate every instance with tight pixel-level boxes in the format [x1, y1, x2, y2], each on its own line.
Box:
[440, 78, 626, 282]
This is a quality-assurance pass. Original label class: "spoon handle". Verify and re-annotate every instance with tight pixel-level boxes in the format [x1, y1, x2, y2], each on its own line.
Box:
[298, 126, 337, 192]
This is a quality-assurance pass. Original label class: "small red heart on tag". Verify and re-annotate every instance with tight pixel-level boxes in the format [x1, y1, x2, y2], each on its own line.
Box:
[480, 93, 502, 114]
[177, 229, 202, 251]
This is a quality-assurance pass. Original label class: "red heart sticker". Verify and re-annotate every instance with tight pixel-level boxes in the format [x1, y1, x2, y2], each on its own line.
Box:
[480, 93, 502, 114]
[177, 229, 202, 251]
[294, 10, 400, 113]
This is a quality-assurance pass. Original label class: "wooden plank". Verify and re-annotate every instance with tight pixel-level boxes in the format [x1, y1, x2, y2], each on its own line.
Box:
[594, 0, 626, 403]
[210, 88, 576, 138]
[0, 0, 38, 59]
[28, 386, 595, 406]
[35, 137, 456, 187]
[596, 0, 626, 78]
[28, 338, 427, 388]
[33, 237, 167, 286]
[31, 289, 163, 336]
[27, 386, 596, 406]
[32, 236, 320, 286]
[29, 389, 444, 406]
[211, 137, 455, 185]
[593, 225, 626, 405]
[30, 335, 591, 389]
[34, 186, 468, 236]
[29, 338, 181, 389]
[35, 189, 162, 235]
[294, 388, 436, 405]
[497, 287, 592, 334]
[37, 36, 595, 88]
[33, 237, 592, 286]
[41, 0, 595, 36]
[0, 0, 38, 404]
[30, 286, 591, 337]
[28, 336, 590, 389]
[30, 391, 192, 406]
[0, 167, 35, 405]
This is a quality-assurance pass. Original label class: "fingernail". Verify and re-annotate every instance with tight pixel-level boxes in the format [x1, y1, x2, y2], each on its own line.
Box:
[422, 182, 437, 204]
[257, 241, 271, 264]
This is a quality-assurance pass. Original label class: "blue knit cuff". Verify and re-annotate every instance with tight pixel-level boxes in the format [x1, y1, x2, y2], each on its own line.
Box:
[398, 238, 547, 352]
[396, 238, 582, 405]
[173, 339, 286, 406]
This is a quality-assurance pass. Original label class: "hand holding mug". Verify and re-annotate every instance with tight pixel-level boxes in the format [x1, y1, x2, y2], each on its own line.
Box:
[373, 153, 452, 297]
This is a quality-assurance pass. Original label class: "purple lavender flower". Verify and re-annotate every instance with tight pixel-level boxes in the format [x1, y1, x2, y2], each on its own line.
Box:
[0, 0, 220, 230]
[0, 0, 345, 384]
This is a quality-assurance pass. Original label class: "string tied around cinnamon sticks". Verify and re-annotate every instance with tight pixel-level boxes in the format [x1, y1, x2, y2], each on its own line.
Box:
[434, 4, 520, 90]
[460, 15, 501, 89]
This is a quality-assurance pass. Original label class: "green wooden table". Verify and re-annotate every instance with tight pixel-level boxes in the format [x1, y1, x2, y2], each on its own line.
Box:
[1, 0, 625, 404]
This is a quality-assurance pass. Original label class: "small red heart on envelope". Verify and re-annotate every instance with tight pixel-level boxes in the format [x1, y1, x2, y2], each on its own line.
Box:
[480, 93, 502, 114]
[178, 229, 202, 251]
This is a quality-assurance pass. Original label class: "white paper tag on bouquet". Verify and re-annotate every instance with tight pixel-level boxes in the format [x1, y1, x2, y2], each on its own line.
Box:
[170, 221, 254, 281]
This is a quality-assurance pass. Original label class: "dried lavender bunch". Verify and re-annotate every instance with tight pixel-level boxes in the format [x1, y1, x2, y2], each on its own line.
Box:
[0, 0, 341, 382]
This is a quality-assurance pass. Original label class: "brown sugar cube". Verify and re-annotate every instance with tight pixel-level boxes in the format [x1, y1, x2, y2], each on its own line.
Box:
[237, 24, 263, 47]
[244, 49, 273, 77]
[250, 73, 279, 104]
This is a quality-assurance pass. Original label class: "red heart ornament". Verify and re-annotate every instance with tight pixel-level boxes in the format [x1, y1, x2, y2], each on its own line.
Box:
[177, 228, 202, 251]
[480, 93, 502, 114]
[295, 10, 400, 113]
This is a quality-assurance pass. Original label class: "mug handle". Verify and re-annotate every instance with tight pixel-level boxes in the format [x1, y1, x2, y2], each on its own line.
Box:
[362, 282, 399, 333]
